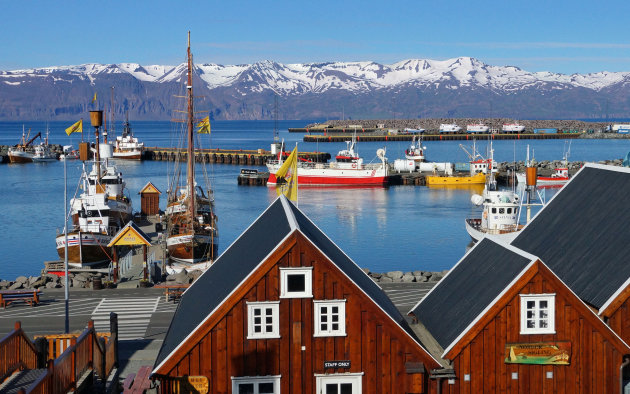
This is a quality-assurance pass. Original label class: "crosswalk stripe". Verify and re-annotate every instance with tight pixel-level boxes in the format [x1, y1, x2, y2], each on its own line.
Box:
[91, 297, 160, 340]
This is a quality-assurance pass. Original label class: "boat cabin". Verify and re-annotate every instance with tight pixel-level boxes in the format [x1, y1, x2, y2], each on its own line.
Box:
[152, 196, 441, 393]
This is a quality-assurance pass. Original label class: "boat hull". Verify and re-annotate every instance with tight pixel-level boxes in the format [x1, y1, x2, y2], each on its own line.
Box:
[113, 150, 142, 160]
[465, 218, 523, 242]
[426, 172, 486, 185]
[516, 172, 569, 186]
[8, 151, 33, 163]
[55, 232, 113, 267]
[167, 233, 219, 265]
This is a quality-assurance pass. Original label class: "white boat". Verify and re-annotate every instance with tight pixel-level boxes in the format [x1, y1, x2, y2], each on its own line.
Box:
[55, 138, 133, 267]
[32, 129, 57, 162]
[404, 135, 425, 162]
[113, 115, 143, 160]
[165, 32, 219, 270]
[465, 183, 521, 242]
[466, 124, 489, 133]
[502, 123, 525, 133]
[59, 145, 79, 161]
[439, 124, 461, 133]
[403, 127, 425, 134]
[266, 136, 389, 186]
[516, 143, 571, 186]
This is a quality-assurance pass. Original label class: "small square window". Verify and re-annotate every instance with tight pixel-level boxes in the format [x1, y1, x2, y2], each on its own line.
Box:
[280, 267, 313, 298]
[492, 208, 497, 214]
[247, 302, 280, 339]
[314, 300, 346, 337]
[520, 294, 555, 334]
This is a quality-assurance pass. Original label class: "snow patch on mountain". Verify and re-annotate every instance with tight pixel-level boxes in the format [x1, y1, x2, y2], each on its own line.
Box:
[2, 57, 630, 94]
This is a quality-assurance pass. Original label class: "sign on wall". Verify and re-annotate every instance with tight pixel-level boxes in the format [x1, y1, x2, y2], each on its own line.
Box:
[324, 360, 351, 369]
[504, 342, 571, 365]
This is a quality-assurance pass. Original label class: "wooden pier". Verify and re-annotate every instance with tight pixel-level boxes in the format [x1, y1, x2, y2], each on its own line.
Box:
[303, 132, 582, 143]
[143, 147, 330, 165]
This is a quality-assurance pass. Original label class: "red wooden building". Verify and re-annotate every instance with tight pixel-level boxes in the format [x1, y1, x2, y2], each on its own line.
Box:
[410, 164, 630, 393]
[152, 196, 441, 393]
[139, 181, 161, 216]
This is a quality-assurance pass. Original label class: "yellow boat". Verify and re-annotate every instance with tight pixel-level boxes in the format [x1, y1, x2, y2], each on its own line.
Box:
[425, 172, 487, 185]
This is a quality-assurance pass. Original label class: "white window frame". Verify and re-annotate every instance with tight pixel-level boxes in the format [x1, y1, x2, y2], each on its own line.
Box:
[520, 294, 556, 334]
[231, 375, 281, 394]
[247, 301, 280, 339]
[313, 300, 347, 337]
[279, 267, 313, 298]
[315, 373, 363, 394]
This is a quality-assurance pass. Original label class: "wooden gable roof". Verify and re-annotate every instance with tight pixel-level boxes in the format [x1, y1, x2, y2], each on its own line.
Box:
[153, 196, 438, 374]
[409, 237, 537, 353]
[107, 221, 151, 247]
[410, 237, 630, 360]
[511, 163, 630, 312]
[138, 181, 161, 194]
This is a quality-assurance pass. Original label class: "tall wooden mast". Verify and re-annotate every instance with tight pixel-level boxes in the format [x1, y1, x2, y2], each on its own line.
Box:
[186, 31, 196, 228]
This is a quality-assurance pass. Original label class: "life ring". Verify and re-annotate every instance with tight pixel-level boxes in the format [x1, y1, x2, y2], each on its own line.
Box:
[352, 163, 357, 168]
[483, 211, 487, 219]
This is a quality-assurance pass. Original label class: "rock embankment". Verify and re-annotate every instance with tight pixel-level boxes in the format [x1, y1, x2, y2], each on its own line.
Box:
[307, 118, 611, 133]
[364, 269, 448, 283]
[0, 272, 107, 290]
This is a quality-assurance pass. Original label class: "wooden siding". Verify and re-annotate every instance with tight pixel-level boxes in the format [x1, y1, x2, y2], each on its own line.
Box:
[607, 295, 630, 346]
[140, 193, 160, 216]
[440, 261, 629, 394]
[156, 231, 438, 393]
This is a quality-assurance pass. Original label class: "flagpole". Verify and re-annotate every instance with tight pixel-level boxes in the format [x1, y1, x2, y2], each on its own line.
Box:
[64, 152, 69, 333]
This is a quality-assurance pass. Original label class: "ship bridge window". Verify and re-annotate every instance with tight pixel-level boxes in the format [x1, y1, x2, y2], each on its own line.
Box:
[499, 208, 505, 214]
[491, 208, 497, 214]
[507, 208, 512, 214]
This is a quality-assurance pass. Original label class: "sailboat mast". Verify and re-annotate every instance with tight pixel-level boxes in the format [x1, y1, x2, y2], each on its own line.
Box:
[186, 31, 195, 224]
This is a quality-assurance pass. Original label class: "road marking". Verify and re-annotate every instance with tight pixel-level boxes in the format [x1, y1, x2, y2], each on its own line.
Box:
[91, 297, 160, 340]
[0, 298, 102, 319]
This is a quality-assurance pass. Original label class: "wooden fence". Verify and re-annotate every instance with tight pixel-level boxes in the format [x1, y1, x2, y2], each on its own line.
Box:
[0, 314, 118, 394]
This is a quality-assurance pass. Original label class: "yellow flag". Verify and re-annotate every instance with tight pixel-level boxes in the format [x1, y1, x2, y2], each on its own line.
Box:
[92, 93, 97, 103]
[275, 147, 298, 201]
[65, 119, 83, 136]
[197, 116, 210, 134]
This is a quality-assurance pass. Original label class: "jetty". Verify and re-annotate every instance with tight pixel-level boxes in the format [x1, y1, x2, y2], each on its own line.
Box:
[142, 146, 329, 164]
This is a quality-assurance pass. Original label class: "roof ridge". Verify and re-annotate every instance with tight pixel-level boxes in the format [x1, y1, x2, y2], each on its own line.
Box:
[280, 195, 299, 231]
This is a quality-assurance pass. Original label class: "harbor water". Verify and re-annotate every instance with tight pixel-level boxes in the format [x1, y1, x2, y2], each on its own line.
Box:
[1, 120, 629, 280]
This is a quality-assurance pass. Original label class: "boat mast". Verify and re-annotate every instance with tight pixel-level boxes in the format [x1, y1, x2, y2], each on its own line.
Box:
[186, 31, 195, 227]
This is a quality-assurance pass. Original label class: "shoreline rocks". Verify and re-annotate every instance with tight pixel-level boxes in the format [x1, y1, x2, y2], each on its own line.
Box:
[367, 269, 449, 283]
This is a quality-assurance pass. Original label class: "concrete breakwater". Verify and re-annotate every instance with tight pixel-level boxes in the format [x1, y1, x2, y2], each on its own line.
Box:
[303, 118, 614, 133]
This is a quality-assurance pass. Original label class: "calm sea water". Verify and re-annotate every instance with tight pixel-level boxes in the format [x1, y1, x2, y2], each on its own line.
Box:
[1, 120, 628, 279]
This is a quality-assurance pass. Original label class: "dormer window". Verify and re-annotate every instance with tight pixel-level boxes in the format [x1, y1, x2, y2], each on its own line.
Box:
[520, 294, 555, 334]
[280, 267, 313, 298]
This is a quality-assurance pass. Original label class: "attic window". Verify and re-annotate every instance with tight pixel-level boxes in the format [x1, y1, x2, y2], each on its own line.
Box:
[280, 267, 313, 298]
[520, 294, 555, 334]
[247, 301, 280, 339]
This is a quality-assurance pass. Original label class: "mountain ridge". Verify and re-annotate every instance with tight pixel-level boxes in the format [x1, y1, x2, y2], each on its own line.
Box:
[1, 57, 628, 120]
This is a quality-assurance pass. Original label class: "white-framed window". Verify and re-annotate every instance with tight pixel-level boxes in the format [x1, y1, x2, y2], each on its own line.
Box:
[314, 300, 346, 337]
[247, 301, 280, 339]
[280, 267, 313, 298]
[520, 294, 555, 334]
[315, 373, 362, 394]
[232, 375, 280, 394]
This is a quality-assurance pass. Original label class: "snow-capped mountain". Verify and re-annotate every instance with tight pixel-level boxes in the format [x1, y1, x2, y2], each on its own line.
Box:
[1, 57, 629, 120]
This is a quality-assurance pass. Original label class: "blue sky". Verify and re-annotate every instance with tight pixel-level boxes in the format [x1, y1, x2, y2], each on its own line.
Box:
[2, 0, 630, 74]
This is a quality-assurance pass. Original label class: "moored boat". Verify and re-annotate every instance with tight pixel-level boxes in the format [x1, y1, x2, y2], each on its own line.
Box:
[266, 136, 389, 186]
[32, 129, 57, 162]
[466, 124, 489, 133]
[55, 125, 133, 267]
[404, 135, 425, 162]
[502, 123, 525, 133]
[465, 182, 522, 242]
[8, 127, 39, 163]
[165, 32, 219, 272]
[426, 140, 494, 185]
[113, 114, 144, 160]
[439, 123, 461, 133]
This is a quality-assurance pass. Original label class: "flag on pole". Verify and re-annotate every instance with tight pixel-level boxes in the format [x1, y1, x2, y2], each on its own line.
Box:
[65, 119, 83, 136]
[275, 146, 298, 202]
[196, 116, 210, 134]
[92, 93, 97, 103]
